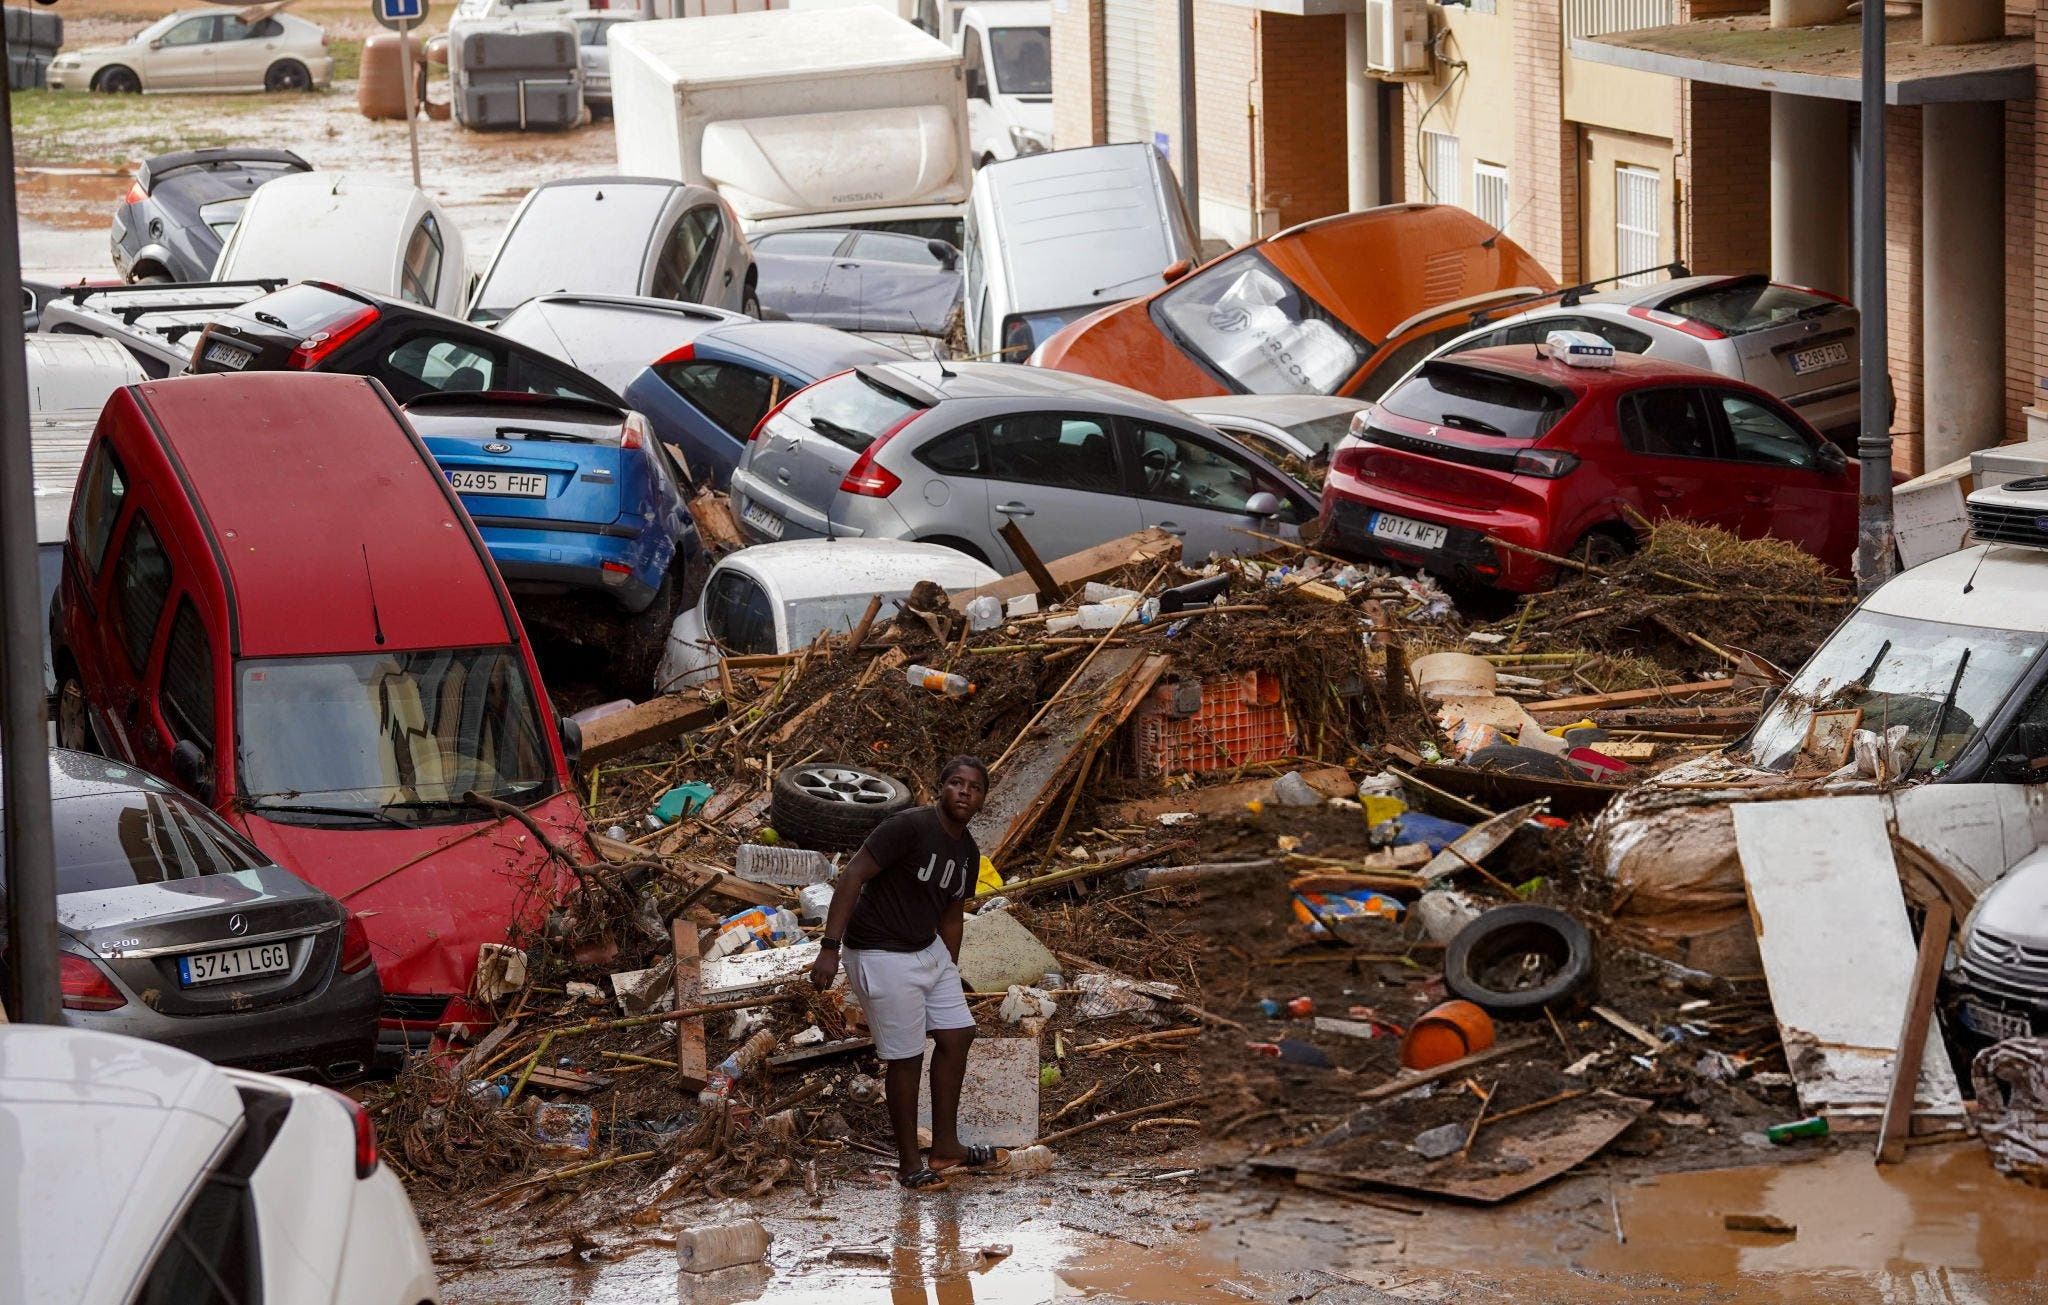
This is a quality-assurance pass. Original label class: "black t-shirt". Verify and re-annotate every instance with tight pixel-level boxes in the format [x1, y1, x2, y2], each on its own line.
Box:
[843, 806, 978, 952]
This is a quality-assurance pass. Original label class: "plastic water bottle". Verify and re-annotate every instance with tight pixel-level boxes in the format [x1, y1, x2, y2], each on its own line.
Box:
[965, 595, 1003, 631]
[905, 664, 974, 697]
[676, 1220, 772, 1273]
[1005, 1144, 1056, 1174]
[1077, 599, 1136, 629]
[698, 1029, 778, 1104]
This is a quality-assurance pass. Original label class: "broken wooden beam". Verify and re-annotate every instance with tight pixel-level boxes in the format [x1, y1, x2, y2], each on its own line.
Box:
[999, 520, 1064, 608]
[1521, 679, 1737, 714]
[673, 919, 707, 1092]
[1876, 899, 1953, 1165]
[578, 693, 726, 766]
[948, 527, 1181, 612]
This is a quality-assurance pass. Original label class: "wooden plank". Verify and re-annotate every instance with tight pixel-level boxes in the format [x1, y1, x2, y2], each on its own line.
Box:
[998, 520, 1064, 607]
[948, 527, 1181, 612]
[672, 919, 707, 1092]
[1351, 1038, 1542, 1103]
[1522, 679, 1737, 714]
[1732, 798, 1965, 1128]
[1107, 765, 1353, 824]
[1877, 899, 1953, 1165]
[578, 694, 726, 766]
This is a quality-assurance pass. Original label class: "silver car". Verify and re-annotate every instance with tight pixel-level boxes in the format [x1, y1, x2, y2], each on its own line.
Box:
[728, 361, 1319, 568]
[1426, 274, 1868, 448]
[468, 177, 758, 324]
[1170, 394, 1369, 468]
[570, 12, 637, 116]
[11, 748, 382, 1082]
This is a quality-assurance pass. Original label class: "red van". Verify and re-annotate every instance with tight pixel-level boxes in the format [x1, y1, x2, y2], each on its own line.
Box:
[50, 371, 592, 1055]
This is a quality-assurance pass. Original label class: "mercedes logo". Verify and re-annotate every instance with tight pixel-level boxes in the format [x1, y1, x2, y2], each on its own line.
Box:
[483, 442, 512, 454]
[227, 914, 248, 936]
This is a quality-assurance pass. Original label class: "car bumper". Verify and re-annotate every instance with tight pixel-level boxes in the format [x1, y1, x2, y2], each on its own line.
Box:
[729, 470, 847, 544]
[1318, 473, 1553, 591]
[46, 67, 80, 91]
[63, 964, 382, 1083]
[472, 520, 668, 612]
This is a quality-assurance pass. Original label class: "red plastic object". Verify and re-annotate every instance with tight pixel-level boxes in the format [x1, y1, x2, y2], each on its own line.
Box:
[1132, 671, 1295, 777]
[1399, 999, 1496, 1070]
[1285, 997, 1315, 1019]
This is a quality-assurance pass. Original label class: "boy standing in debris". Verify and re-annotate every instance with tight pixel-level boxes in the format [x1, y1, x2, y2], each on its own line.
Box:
[810, 756, 1009, 1191]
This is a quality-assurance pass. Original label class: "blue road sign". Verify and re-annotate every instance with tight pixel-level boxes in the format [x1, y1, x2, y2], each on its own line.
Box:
[379, 0, 423, 21]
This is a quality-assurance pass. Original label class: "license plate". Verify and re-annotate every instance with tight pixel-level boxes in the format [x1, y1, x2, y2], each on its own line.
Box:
[178, 941, 291, 987]
[1368, 511, 1447, 551]
[1789, 340, 1850, 375]
[741, 500, 786, 539]
[449, 469, 548, 498]
[203, 341, 253, 370]
[1960, 996, 2032, 1041]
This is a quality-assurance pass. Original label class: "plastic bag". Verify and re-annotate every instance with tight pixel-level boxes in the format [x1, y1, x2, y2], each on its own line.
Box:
[999, 985, 1057, 1023]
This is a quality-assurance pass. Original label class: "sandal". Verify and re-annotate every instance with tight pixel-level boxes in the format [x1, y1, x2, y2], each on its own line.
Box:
[898, 1166, 950, 1192]
[930, 1144, 1011, 1174]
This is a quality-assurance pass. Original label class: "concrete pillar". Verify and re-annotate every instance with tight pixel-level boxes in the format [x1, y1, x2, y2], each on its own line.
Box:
[1922, 0, 2001, 45]
[1345, 11, 1381, 210]
[1770, 0, 1847, 27]
[1921, 100, 2005, 468]
[1769, 94, 1850, 297]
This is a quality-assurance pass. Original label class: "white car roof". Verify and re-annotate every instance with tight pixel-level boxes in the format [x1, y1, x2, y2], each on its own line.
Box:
[721, 538, 1000, 605]
[215, 173, 423, 289]
[1170, 394, 1368, 426]
[1862, 544, 2048, 634]
[2, 1025, 244, 1304]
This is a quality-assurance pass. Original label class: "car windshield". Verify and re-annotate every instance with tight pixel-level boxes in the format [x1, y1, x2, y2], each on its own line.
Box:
[1378, 362, 1568, 438]
[472, 185, 674, 321]
[1745, 609, 2046, 776]
[784, 370, 923, 453]
[989, 27, 1051, 95]
[1153, 250, 1371, 396]
[1, 788, 265, 894]
[236, 647, 554, 823]
[134, 14, 182, 42]
[1658, 280, 1840, 337]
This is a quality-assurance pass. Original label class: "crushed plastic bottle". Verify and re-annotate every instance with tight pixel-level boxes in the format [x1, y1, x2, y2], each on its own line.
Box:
[906, 664, 974, 697]
[698, 1029, 779, 1104]
[964, 594, 1003, 631]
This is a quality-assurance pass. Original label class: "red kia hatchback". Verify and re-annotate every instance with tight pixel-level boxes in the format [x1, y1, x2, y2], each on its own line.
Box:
[51, 372, 593, 1056]
[1316, 342, 1859, 590]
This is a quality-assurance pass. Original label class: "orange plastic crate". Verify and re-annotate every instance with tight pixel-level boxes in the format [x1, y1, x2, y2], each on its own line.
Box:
[1132, 670, 1295, 777]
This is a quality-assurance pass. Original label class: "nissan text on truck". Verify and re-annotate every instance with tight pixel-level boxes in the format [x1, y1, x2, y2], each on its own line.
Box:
[608, 6, 973, 246]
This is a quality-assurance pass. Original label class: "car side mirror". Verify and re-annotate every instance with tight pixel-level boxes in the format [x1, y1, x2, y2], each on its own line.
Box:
[1162, 258, 1192, 284]
[171, 740, 213, 802]
[559, 715, 583, 769]
[149, 38, 164, 48]
[1243, 491, 1282, 518]
[928, 239, 960, 271]
[1815, 442, 1848, 474]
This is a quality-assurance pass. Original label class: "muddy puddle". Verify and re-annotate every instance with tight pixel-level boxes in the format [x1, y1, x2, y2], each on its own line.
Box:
[435, 1145, 2048, 1304]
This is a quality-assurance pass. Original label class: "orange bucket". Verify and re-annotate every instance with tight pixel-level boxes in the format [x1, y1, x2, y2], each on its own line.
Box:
[1399, 999, 1496, 1070]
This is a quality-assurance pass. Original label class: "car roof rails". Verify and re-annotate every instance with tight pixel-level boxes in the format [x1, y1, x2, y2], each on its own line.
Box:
[1464, 261, 1690, 328]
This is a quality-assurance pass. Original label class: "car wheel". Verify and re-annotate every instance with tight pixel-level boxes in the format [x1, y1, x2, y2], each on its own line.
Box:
[771, 763, 913, 851]
[1570, 529, 1631, 570]
[742, 286, 762, 319]
[94, 65, 141, 94]
[56, 678, 96, 753]
[264, 59, 312, 92]
[1443, 905, 1598, 1018]
[129, 268, 172, 286]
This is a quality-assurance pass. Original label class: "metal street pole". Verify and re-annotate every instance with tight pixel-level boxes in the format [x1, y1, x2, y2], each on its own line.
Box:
[401, 15, 422, 189]
[1853, 0, 1893, 593]
[0, 19, 64, 1025]
[1177, 0, 1199, 235]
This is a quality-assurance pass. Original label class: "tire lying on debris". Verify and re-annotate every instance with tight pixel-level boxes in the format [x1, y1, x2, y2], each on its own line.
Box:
[1443, 904, 1598, 1017]
[770, 764, 914, 851]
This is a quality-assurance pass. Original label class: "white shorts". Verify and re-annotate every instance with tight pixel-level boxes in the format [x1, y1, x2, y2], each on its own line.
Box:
[842, 936, 975, 1061]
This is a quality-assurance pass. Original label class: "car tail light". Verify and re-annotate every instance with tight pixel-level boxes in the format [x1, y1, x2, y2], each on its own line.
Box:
[338, 912, 374, 974]
[1627, 305, 1725, 341]
[1511, 449, 1580, 478]
[654, 342, 696, 366]
[287, 304, 381, 369]
[60, 954, 126, 1011]
[837, 410, 921, 498]
[123, 180, 147, 205]
[620, 413, 650, 451]
[326, 1088, 380, 1179]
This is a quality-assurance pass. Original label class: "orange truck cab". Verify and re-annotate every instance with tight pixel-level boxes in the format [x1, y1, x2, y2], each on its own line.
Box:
[1032, 203, 1558, 402]
[51, 372, 592, 1058]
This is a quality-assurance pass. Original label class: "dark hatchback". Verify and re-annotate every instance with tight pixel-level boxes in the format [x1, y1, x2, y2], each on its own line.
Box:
[110, 147, 312, 284]
[5, 748, 381, 1083]
[185, 280, 623, 406]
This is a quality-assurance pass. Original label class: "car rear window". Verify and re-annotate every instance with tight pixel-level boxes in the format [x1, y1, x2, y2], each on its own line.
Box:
[1, 789, 263, 894]
[783, 371, 924, 453]
[1378, 362, 1569, 438]
[247, 283, 371, 337]
[1657, 280, 1840, 336]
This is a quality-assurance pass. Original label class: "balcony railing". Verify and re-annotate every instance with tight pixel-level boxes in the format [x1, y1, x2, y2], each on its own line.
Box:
[1564, 0, 1677, 41]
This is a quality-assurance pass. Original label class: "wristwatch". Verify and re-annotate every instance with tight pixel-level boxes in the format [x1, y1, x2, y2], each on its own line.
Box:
[820, 937, 842, 952]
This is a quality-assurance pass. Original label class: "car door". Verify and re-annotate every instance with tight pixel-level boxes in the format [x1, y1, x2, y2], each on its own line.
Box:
[94, 498, 181, 765]
[1710, 387, 1857, 566]
[1613, 386, 1749, 535]
[649, 204, 724, 306]
[1123, 420, 1308, 558]
[961, 22, 996, 160]
[981, 411, 1141, 568]
[653, 356, 786, 473]
[149, 597, 222, 798]
[215, 12, 282, 90]
[147, 14, 220, 90]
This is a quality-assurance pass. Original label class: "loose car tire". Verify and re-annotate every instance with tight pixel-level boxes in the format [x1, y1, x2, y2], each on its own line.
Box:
[94, 65, 141, 94]
[1443, 904, 1597, 1017]
[264, 59, 311, 92]
[771, 764, 913, 851]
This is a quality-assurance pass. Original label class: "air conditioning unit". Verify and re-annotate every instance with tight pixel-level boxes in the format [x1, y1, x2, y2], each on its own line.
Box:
[1366, 0, 1431, 77]
[1964, 442, 2048, 550]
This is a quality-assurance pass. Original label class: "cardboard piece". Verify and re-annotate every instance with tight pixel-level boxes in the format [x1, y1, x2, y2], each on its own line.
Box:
[915, 1037, 1039, 1148]
[956, 909, 1059, 993]
[1731, 797, 1965, 1130]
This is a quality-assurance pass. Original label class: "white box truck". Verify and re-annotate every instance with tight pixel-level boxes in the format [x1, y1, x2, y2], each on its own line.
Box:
[609, 6, 970, 243]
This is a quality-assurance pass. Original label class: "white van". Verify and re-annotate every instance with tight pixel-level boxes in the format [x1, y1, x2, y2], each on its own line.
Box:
[955, 2, 1049, 166]
[211, 173, 470, 316]
[962, 141, 1196, 361]
[25, 333, 145, 413]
